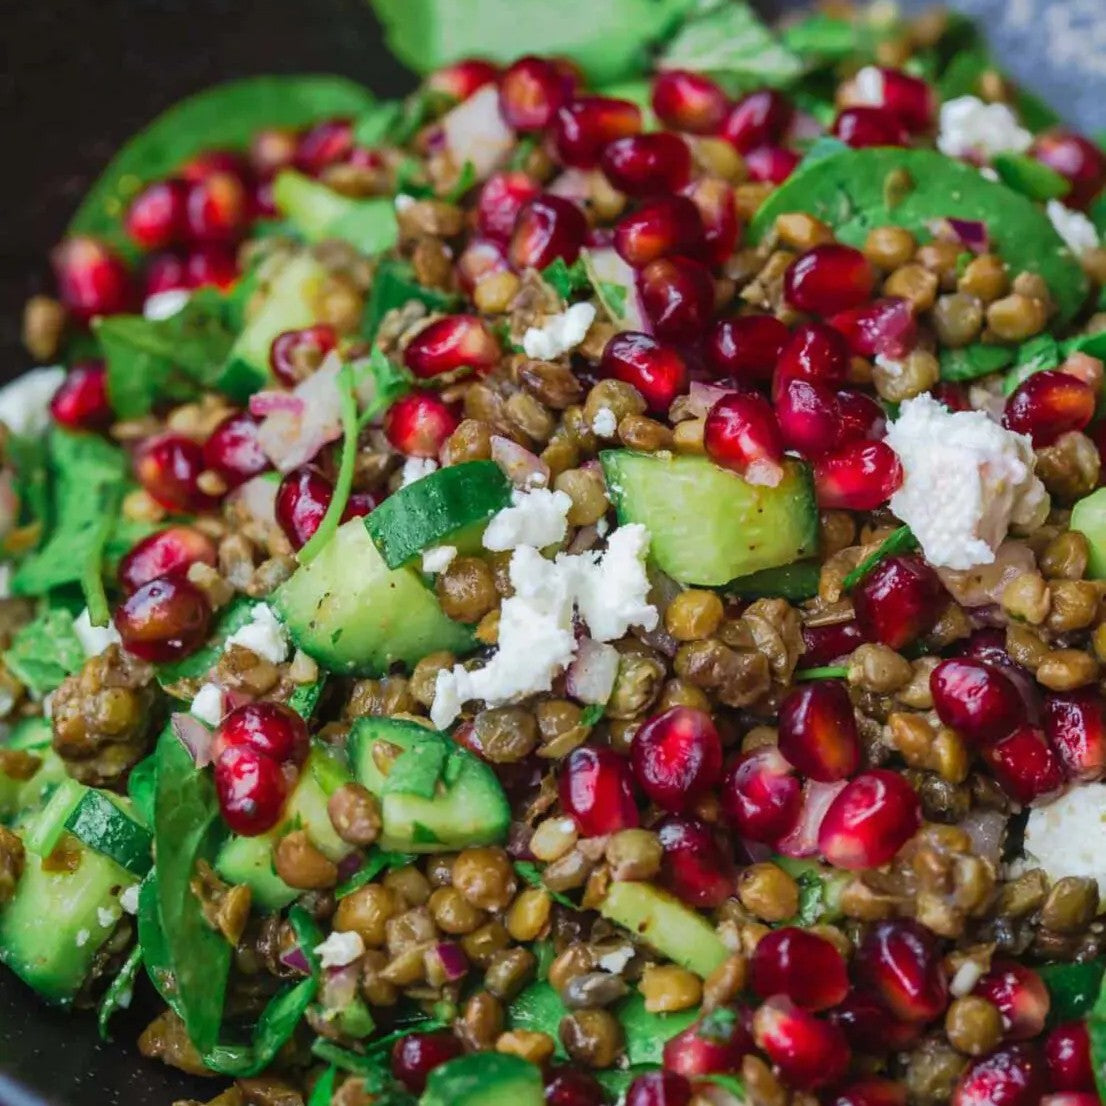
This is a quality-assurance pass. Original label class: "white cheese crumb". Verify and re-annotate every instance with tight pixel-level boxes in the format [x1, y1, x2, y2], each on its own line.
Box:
[0, 563, 12, 600]
[75, 929, 90, 948]
[119, 884, 141, 915]
[936, 96, 1033, 160]
[885, 395, 1050, 570]
[522, 303, 597, 360]
[569, 639, 621, 705]
[97, 906, 118, 928]
[0, 367, 65, 438]
[591, 406, 618, 438]
[1047, 199, 1101, 258]
[73, 608, 122, 658]
[190, 682, 225, 727]
[401, 456, 438, 487]
[949, 960, 985, 998]
[979, 166, 1000, 182]
[224, 604, 290, 665]
[574, 524, 659, 642]
[422, 545, 458, 574]
[394, 194, 416, 212]
[851, 65, 885, 107]
[143, 289, 190, 321]
[42, 692, 55, 720]
[1019, 783, 1106, 897]
[596, 517, 610, 537]
[315, 930, 366, 969]
[482, 487, 573, 552]
[596, 945, 635, 973]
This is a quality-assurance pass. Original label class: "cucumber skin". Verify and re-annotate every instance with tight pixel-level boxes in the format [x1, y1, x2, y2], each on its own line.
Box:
[421, 1052, 544, 1106]
[64, 789, 153, 878]
[1071, 488, 1106, 580]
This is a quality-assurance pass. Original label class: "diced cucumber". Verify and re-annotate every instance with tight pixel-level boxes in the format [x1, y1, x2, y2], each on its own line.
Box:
[348, 716, 509, 852]
[365, 460, 512, 569]
[727, 560, 821, 601]
[273, 169, 397, 255]
[421, 1052, 544, 1106]
[7, 717, 53, 750]
[1, 718, 65, 824]
[272, 519, 475, 676]
[1071, 488, 1106, 579]
[601, 451, 819, 586]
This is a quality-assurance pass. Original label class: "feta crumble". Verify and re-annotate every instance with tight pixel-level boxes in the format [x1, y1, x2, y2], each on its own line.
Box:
[573, 525, 659, 642]
[119, 884, 141, 915]
[401, 456, 438, 486]
[191, 682, 225, 727]
[1047, 199, 1101, 258]
[596, 945, 635, 973]
[591, 406, 618, 438]
[315, 930, 366, 969]
[1018, 783, 1106, 897]
[936, 96, 1033, 160]
[143, 288, 190, 321]
[224, 604, 290, 665]
[885, 395, 1050, 570]
[0, 367, 65, 438]
[0, 563, 10, 600]
[851, 65, 885, 107]
[73, 607, 122, 657]
[75, 929, 90, 948]
[522, 303, 597, 361]
[97, 906, 118, 928]
[482, 487, 572, 552]
[422, 545, 458, 574]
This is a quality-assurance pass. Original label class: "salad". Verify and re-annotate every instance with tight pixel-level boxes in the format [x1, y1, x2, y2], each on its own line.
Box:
[4, 1, 1106, 1105]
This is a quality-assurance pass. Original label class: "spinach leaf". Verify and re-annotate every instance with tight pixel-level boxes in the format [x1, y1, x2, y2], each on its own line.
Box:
[1087, 961, 1106, 1102]
[843, 525, 919, 591]
[780, 13, 862, 62]
[1003, 334, 1062, 395]
[2, 607, 85, 697]
[362, 260, 460, 344]
[513, 861, 577, 910]
[598, 281, 629, 318]
[542, 257, 591, 301]
[1037, 959, 1104, 1023]
[7, 432, 51, 539]
[727, 561, 821, 601]
[127, 754, 157, 827]
[309, 1067, 339, 1106]
[353, 101, 405, 147]
[336, 848, 418, 899]
[939, 342, 1016, 382]
[156, 596, 256, 690]
[97, 944, 143, 1041]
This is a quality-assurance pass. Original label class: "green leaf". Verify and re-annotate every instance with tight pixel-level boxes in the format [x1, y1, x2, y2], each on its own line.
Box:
[513, 860, 578, 910]
[697, 1006, 737, 1040]
[97, 945, 142, 1041]
[780, 13, 861, 61]
[336, 848, 417, 899]
[698, 1074, 746, 1098]
[800, 136, 850, 169]
[352, 100, 405, 147]
[309, 1066, 339, 1106]
[353, 348, 413, 428]
[1087, 960, 1106, 1102]
[362, 259, 461, 344]
[1037, 959, 1104, 1023]
[793, 665, 849, 681]
[1003, 334, 1062, 397]
[939, 342, 1016, 382]
[727, 561, 821, 601]
[7, 432, 51, 540]
[127, 754, 157, 827]
[992, 153, 1071, 202]
[2, 607, 85, 697]
[382, 740, 448, 799]
[843, 525, 919, 591]
[789, 869, 825, 928]
[580, 703, 605, 728]
[598, 280, 629, 318]
[542, 257, 592, 301]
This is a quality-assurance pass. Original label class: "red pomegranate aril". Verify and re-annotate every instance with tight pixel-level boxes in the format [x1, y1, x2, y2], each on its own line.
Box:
[545, 1069, 605, 1106]
[638, 255, 715, 343]
[552, 97, 642, 168]
[624, 1069, 692, 1106]
[662, 1012, 752, 1076]
[879, 68, 937, 131]
[818, 768, 921, 869]
[404, 315, 501, 379]
[457, 238, 510, 293]
[930, 658, 1023, 745]
[184, 244, 239, 290]
[829, 297, 917, 359]
[704, 391, 785, 484]
[214, 701, 309, 767]
[651, 70, 728, 134]
[49, 360, 111, 430]
[784, 244, 875, 316]
[427, 58, 499, 102]
[183, 171, 250, 243]
[1040, 1096, 1102, 1106]
[744, 144, 802, 184]
[601, 331, 688, 414]
[855, 919, 948, 1023]
[952, 1044, 1048, 1106]
[1045, 687, 1106, 782]
[144, 251, 189, 297]
[630, 706, 722, 813]
[775, 376, 842, 459]
[249, 127, 299, 179]
[601, 133, 692, 196]
[833, 106, 910, 148]
[275, 466, 333, 550]
[498, 56, 569, 132]
[214, 744, 288, 837]
[52, 236, 133, 322]
[203, 412, 270, 488]
[180, 149, 248, 183]
[1003, 369, 1095, 446]
[342, 490, 377, 523]
[118, 526, 217, 594]
[682, 177, 740, 266]
[657, 816, 735, 908]
[801, 620, 868, 666]
[853, 554, 943, 648]
[777, 680, 860, 783]
[752, 996, 850, 1090]
[973, 960, 1049, 1042]
[559, 746, 638, 837]
[1031, 129, 1106, 208]
[114, 575, 212, 662]
[986, 724, 1066, 805]
[385, 390, 460, 459]
[476, 172, 542, 243]
[704, 315, 789, 382]
[813, 440, 903, 511]
[837, 390, 887, 443]
[614, 195, 705, 270]
[721, 746, 801, 843]
[830, 992, 923, 1053]
[294, 118, 354, 176]
[134, 433, 218, 513]
[777, 322, 850, 385]
[269, 324, 338, 387]
[125, 178, 189, 250]
[720, 90, 794, 153]
[825, 1078, 907, 1106]
[509, 194, 588, 270]
[1045, 1021, 1094, 1092]
[750, 927, 848, 1011]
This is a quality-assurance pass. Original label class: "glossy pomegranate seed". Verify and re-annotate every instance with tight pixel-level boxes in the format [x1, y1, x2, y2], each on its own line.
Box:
[930, 658, 1023, 746]
[125, 178, 188, 250]
[952, 1044, 1048, 1106]
[801, 620, 868, 666]
[427, 58, 499, 102]
[638, 255, 714, 343]
[744, 145, 802, 184]
[750, 927, 848, 1010]
[614, 195, 704, 270]
[825, 1078, 907, 1106]
[114, 575, 212, 662]
[202, 412, 270, 488]
[973, 960, 1049, 1042]
[1031, 129, 1106, 208]
[552, 97, 642, 168]
[475, 172, 542, 243]
[721, 746, 801, 842]
[404, 315, 501, 379]
[814, 440, 903, 511]
[855, 919, 948, 1022]
[248, 127, 298, 179]
[651, 70, 728, 134]
[49, 360, 111, 430]
[183, 171, 249, 244]
[1045, 687, 1106, 781]
[544, 1070, 605, 1106]
[932, 380, 971, 411]
[1003, 369, 1095, 446]
[214, 701, 309, 766]
[833, 106, 910, 148]
[777, 322, 850, 385]
[829, 297, 917, 360]
[836, 390, 886, 445]
[752, 996, 850, 1090]
[720, 90, 794, 153]
[559, 746, 638, 836]
[118, 525, 217, 594]
[986, 724, 1066, 805]
[601, 331, 688, 414]
[509, 194, 588, 270]
[630, 706, 722, 812]
[214, 744, 288, 836]
[829, 991, 923, 1054]
[785, 244, 875, 316]
[704, 391, 785, 484]
[682, 177, 740, 266]
[276, 467, 333, 550]
[656, 816, 735, 908]
[184, 244, 239, 290]
[662, 1012, 752, 1076]
[777, 680, 860, 782]
[144, 251, 188, 297]
[294, 118, 354, 176]
[52, 236, 133, 322]
[818, 768, 921, 869]
[134, 433, 218, 513]
[853, 554, 943, 648]
[497, 56, 568, 132]
[1040, 1096, 1102, 1106]
[601, 133, 692, 196]
[384, 390, 460, 458]
[180, 150, 249, 183]
[269, 324, 337, 387]
[869, 68, 936, 132]
[1045, 1021, 1094, 1091]
[775, 376, 842, 459]
[624, 1070, 691, 1106]
[704, 315, 788, 383]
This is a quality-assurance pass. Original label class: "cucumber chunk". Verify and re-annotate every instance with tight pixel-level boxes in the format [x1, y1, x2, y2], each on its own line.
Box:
[1, 719, 65, 823]
[421, 1052, 544, 1106]
[601, 451, 819, 586]
[1071, 488, 1106, 579]
[273, 169, 397, 255]
[348, 717, 509, 852]
[272, 519, 475, 676]
[365, 460, 512, 569]
[65, 788, 152, 878]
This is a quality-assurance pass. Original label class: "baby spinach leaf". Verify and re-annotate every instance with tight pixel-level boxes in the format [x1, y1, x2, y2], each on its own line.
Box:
[598, 281, 629, 318]
[780, 13, 861, 62]
[336, 848, 418, 899]
[939, 343, 1016, 382]
[2, 607, 85, 697]
[542, 257, 592, 301]
[793, 665, 849, 681]
[727, 561, 821, 601]
[7, 432, 51, 539]
[309, 1066, 339, 1106]
[127, 754, 157, 827]
[1038, 959, 1104, 1023]
[992, 153, 1071, 202]
[362, 260, 461, 344]
[97, 945, 143, 1041]
[1003, 334, 1062, 395]
[353, 100, 405, 147]
[1087, 963, 1106, 1102]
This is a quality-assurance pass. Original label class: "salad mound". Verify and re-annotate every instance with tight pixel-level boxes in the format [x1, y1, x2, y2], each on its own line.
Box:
[5, 3, 1106, 1106]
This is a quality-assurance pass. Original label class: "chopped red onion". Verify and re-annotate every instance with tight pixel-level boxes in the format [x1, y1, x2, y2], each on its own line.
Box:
[170, 712, 214, 768]
[430, 942, 469, 983]
[279, 945, 311, 975]
[777, 779, 847, 858]
[566, 638, 621, 704]
[321, 963, 360, 1008]
[491, 435, 550, 488]
[249, 391, 305, 418]
[227, 474, 278, 529]
[337, 852, 363, 880]
[928, 217, 990, 254]
[257, 354, 344, 472]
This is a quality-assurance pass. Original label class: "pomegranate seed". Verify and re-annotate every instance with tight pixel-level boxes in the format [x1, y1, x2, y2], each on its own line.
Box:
[214, 701, 308, 767]
[601, 331, 688, 414]
[801, 620, 868, 666]
[456, 238, 510, 293]
[704, 391, 785, 484]
[545, 1070, 605, 1106]
[1045, 1021, 1094, 1091]
[203, 412, 270, 488]
[497, 57, 568, 132]
[777, 778, 847, 858]
[662, 1011, 752, 1076]
[249, 127, 299, 179]
[704, 315, 789, 383]
[855, 919, 948, 1022]
[601, 133, 692, 196]
[814, 440, 903, 511]
[125, 179, 189, 250]
[276, 467, 333, 550]
[476, 172, 542, 243]
[784, 244, 875, 316]
[614, 195, 705, 270]
[853, 554, 943, 648]
[833, 106, 910, 148]
[744, 145, 801, 184]
[427, 58, 499, 102]
[144, 251, 188, 297]
[134, 433, 218, 513]
[973, 960, 1049, 1042]
[752, 996, 850, 1090]
[52, 236, 133, 322]
[777, 680, 860, 782]
[552, 97, 642, 169]
[818, 768, 921, 869]
[1040, 1096, 1102, 1106]
[657, 816, 735, 908]
[932, 380, 970, 411]
[509, 194, 588, 270]
[212, 749, 286, 842]
[180, 150, 248, 183]
[343, 491, 377, 523]
[930, 658, 1023, 745]
[837, 390, 887, 444]
[952, 1044, 1048, 1106]
[986, 724, 1066, 805]
[49, 360, 111, 430]
[871, 68, 936, 131]
[829, 991, 923, 1054]
[825, 1078, 907, 1106]
[651, 70, 728, 134]
[625, 1070, 692, 1106]
[638, 255, 714, 343]
[777, 322, 851, 385]
[630, 706, 722, 812]
[184, 244, 239, 290]
[829, 297, 917, 359]
[721, 746, 801, 842]
[720, 90, 794, 153]
[183, 171, 250, 244]
[295, 118, 354, 176]
[404, 315, 501, 379]
[118, 525, 217, 594]
[1031, 129, 1106, 208]
[269, 324, 337, 387]
[559, 746, 638, 836]
[1045, 687, 1106, 781]
[750, 927, 848, 1010]
[384, 390, 460, 459]
[114, 575, 212, 662]
[1003, 369, 1095, 446]
[682, 177, 740, 266]
[775, 376, 842, 459]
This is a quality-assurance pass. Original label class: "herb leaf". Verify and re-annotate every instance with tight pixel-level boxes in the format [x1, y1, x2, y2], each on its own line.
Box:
[383, 741, 449, 799]
[843, 525, 919, 591]
[362, 260, 460, 345]
[542, 257, 592, 300]
[336, 848, 418, 899]
[97, 945, 142, 1041]
[939, 343, 1016, 382]
[1037, 958, 1104, 1023]
[513, 861, 578, 910]
[2, 607, 85, 697]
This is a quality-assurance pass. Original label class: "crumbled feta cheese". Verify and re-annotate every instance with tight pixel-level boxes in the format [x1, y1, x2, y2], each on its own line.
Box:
[596, 945, 635, 973]
[936, 96, 1033, 160]
[573, 524, 659, 642]
[949, 960, 985, 998]
[522, 303, 597, 360]
[75, 929, 90, 948]
[191, 682, 225, 727]
[568, 639, 621, 705]
[851, 65, 885, 107]
[42, 692, 54, 720]
[73, 607, 122, 657]
[401, 456, 438, 486]
[482, 487, 572, 552]
[143, 288, 190, 321]
[394, 194, 416, 212]
[315, 930, 366, 969]
[591, 406, 618, 438]
[0, 367, 65, 438]
[97, 906, 118, 928]
[885, 395, 1050, 570]
[422, 545, 458, 574]
[0, 563, 11, 599]
[1047, 199, 1101, 258]
[1019, 783, 1106, 897]
[978, 166, 1000, 182]
[224, 604, 290, 665]
[596, 517, 610, 537]
[119, 884, 141, 915]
